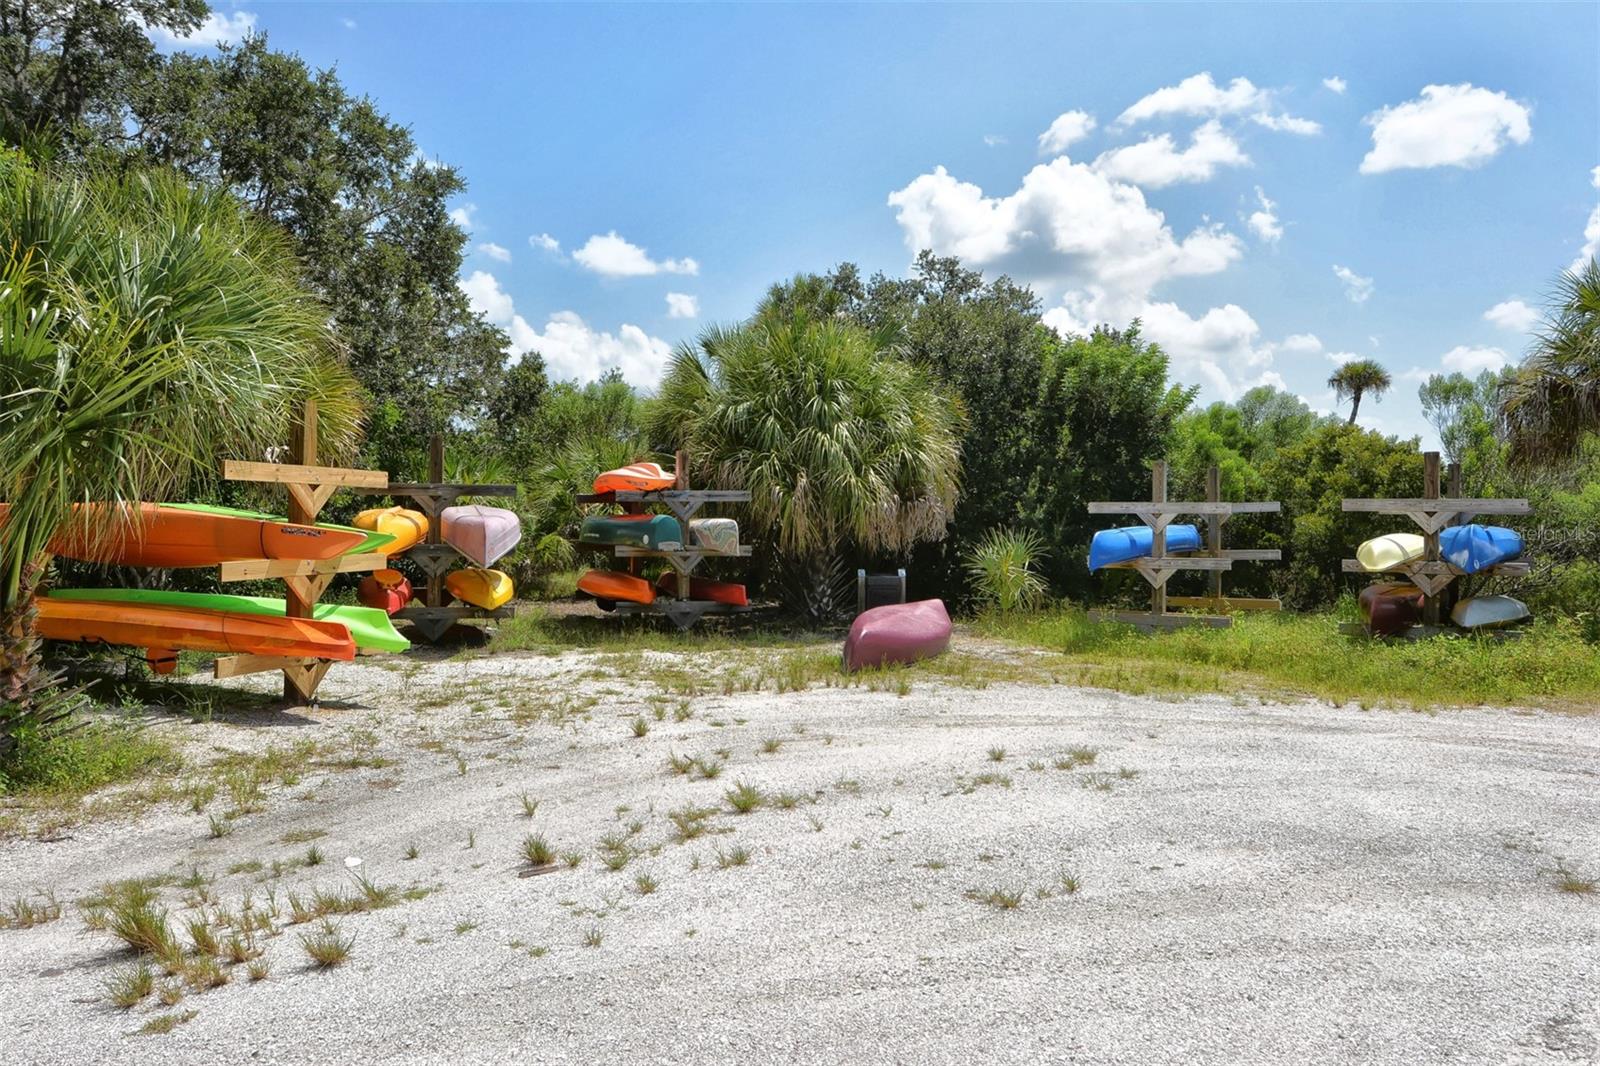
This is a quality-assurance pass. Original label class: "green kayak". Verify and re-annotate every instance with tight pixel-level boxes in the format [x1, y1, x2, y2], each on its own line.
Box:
[46, 588, 409, 653]
[166, 503, 397, 556]
[579, 513, 684, 550]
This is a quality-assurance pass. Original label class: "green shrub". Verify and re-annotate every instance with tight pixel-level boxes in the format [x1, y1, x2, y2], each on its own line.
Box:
[964, 529, 1048, 612]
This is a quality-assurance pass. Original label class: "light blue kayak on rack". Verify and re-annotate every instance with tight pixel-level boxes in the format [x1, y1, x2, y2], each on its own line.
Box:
[1088, 524, 1202, 571]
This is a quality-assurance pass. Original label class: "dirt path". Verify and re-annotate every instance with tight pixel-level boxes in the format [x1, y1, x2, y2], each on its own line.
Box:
[3, 647, 1598, 1064]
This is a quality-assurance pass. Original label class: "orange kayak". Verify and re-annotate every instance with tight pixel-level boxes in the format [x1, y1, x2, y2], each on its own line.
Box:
[29, 503, 365, 568]
[592, 463, 675, 494]
[35, 597, 355, 674]
[577, 569, 656, 606]
[354, 506, 428, 555]
[654, 573, 748, 606]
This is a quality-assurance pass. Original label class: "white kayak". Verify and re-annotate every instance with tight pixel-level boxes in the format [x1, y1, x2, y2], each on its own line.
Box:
[442, 505, 522, 567]
[1357, 532, 1425, 572]
[1451, 595, 1530, 630]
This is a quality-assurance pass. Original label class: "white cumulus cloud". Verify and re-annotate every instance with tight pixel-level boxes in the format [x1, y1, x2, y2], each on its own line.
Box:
[476, 242, 511, 263]
[149, 10, 256, 48]
[1037, 110, 1096, 155]
[1483, 298, 1538, 332]
[529, 233, 562, 255]
[460, 270, 671, 385]
[1360, 83, 1531, 174]
[1323, 76, 1347, 95]
[1441, 344, 1510, 374]
[449, 203, 477, 230]
[665, 293, 699, 319]
[1281, 333, 1322, 354]
[1326, 351, 1362, 365]
[1115, 72, 1318, 135]
[1091, 120, 1249, 188]
[1246, 186, 1282, 244]
[983, 134, 1009, 148]
[1574, 164, 1600, 270]
[1251, 112, 1321, 136]
[1333, 264, 1374, 304]
[1135, 301, 1275, 399]
[572, 232, 698, 277]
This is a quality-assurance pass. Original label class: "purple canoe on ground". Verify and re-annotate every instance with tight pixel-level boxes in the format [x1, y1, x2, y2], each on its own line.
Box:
[843, 599, 952, 673]
[441, 505, 522, 567]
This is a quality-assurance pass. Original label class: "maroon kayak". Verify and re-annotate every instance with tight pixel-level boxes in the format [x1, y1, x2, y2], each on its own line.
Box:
[1359, 582, 1423, 636]
[844, 599, 952, 672]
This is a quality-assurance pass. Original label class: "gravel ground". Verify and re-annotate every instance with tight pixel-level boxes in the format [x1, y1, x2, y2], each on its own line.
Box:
[2, 646, 1598, 1065]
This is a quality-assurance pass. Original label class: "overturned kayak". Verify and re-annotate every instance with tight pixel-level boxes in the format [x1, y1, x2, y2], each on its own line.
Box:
[442, 505, 522, 567]
[446, 568, 514, 610]
[1451, 595, 1530, 630]
[1088, 524, 1201, 571]
[1356, 533, 1424, 572]
[844, 599, 952, 672]
[593, 463, 675, 494]
[46, 588, 407, 653]
[1439, 524, 1523, 575]
[654, 572, 748, 606]
[577, 569, 655, 607]
[354, 506, 429, 555]
[1358, 582, 1423, 637]
[169, 503, 397, 557]
[579, 513, 684, 550]
[359, 568, 413, 615]
[689, 518, 740, 555]
[28, 502, 367, 568]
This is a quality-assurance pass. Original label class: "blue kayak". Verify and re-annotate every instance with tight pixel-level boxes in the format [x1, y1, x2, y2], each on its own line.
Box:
[1439, 524, 1522, 575]
[1088, 524, 1202, 571]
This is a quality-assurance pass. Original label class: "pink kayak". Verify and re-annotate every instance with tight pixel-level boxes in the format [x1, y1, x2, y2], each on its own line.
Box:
[843, 599, 951, 672]
[441, 505, 522, 567]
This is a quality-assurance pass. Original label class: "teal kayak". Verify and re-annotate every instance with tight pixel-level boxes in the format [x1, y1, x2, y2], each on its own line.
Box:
[579, 513, 684, 550]
[46, 588, 409, 653]
[165, 503, 397, 556]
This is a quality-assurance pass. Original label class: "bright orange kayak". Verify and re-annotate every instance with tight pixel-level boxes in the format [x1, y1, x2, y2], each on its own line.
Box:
[577, 569, 656, 606]
[34, 503, 365, 568]
[354, 506, 428, 555]
[654, 572, 748, 606]
[592, 463, 675, 494]
[35, 597, 356, 673]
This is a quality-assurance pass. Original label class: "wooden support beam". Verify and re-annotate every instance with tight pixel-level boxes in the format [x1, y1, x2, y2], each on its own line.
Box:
[214, 654, 333, 699]
[222, 460, 388, 490]
[1086, 501, 1233, 515]
[217, 552, 387, 582]
[1205, 466, 1223, 604]
[1339, 498, 1530, 514]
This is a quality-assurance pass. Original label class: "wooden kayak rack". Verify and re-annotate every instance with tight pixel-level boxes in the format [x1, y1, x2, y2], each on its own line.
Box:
[359, 434, 517, 644]
[1087, 462, 1281, 630]
[214, 399, 389, 704]
[1339, 451, 1531, 638]
[573, 451, 753, 631]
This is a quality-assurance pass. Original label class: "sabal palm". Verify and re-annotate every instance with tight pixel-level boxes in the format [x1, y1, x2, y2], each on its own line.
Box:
[1328, 359, 1393, 424]
[649, 311, 962, 622]
[1499, 259, 1600, 465]
[0, 155, 362, 725]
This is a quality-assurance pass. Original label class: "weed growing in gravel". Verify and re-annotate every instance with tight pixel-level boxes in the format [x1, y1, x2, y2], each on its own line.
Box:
[770, 791, 804, 810]
[522, 834, 556, 867]
[519, 792, 540, 818]
[760, 738, 783, 755]
[600, 847, 633, 872]
[965, 887, 1023, 910]
[1060, 872, 1082, 894]
[583, 927, 604, 947]
[466, 829, 476, 849]
[666, 752, 694, 776]
[562, 850, 584, 869]
[668, 805, 718, 843]
[247, 957, 271, 981]
[917, 859, 947, 871]
[1555, 862, 1597, 894]
[105, 962, 154, 1008]
[185, 916, 219, 957]
[281, 829, 326, 844]
[305, 845, 326, 867]
[208, 814, 233, 838]
[692, 757, 725, 780]
[631, 716, 651, 739]
[715, 845, 751, 869]
[724, 781, 765, 815]
[1116, 767, 1139, 781]
[157, 981, 184, 1005]
[95, 882, 182, 964]
[987, 747, 1007, 763]
[1, 891, 61, 929]
[138, 1010, 198, 1036]
[455, 920, 478, 935]
[1061, 747, 1098, 768]
[182, 955, 229, 991]
[806, 814, 824, 832]
[404, 842, 420, 860]
[301, 920, 354, 967]
[1080, 773, 1115, 792]
[834, 778, 861, 795]
[634, 872, 659, 895]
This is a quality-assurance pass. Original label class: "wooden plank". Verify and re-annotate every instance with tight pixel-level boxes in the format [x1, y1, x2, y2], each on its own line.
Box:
[1166, 595, 1282, 612]
[218, 552, 387, 582]
[1104, 557, 1234, 571]
[215, 654, 313, 680]
[1215, 548, 1281, 561]
[1222, 501, 1282, 514]
[612, 545, 753, 559]
[1205, 467, 1223, 604]
[1086, 501, 1233, 515]
[1340, 559, 1530, 578]
[222, 459, 388, 489]
[1339, 498, 1530, 514]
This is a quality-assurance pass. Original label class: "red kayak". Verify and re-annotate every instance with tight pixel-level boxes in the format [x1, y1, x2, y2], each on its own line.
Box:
[653, 573, 748, 607]
[359, 569, 413, 615]
[1359, 582, 1423, 636]
[843, 599, 951, 672]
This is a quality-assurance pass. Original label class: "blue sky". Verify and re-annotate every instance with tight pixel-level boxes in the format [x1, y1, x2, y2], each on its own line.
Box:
[170, 3, 1599, 446]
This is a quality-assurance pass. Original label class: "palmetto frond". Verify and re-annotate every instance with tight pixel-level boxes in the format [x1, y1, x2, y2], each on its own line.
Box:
[1499, 258, 1600, 466]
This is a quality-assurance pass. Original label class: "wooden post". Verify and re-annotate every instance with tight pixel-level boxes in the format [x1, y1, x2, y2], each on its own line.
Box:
[1205, 465, 1223, 605]
[1422, 451, 1441, 625]
[674, 450, 690, 598]
[1444, 461, 1463, 617]
[283, 401, 318, 703]
[424, 434, 446, 610]
[1150, 462, 1167, 617]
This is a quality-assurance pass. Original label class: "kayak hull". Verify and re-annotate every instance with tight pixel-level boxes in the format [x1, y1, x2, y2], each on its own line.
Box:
[1439, 524, 1523, 575]
[1089, 524, 1201, 571]
[30, 503, 366, 568]
[36, 598, 356, 661]
[1358, 582, 1423, 636]
[46, 588, 407, 653]
[593, 463, 675, 494]
[654, 573, 748, 607]
[844, 599, 952, 672]
[688, 518, 739, 555]
[579, 514, 684, 550]
[446, 568, 514, 610]
[1452, 595, 1530, 629]
[441, 505, 522, 567]
[358, 569, 413, 616]
[354, 507, 428, 555]
[578, 570, 655, 606]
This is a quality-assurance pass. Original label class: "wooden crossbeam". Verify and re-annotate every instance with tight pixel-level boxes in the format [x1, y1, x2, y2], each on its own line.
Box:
[1340, 498, 1530, 515]
[214, 654, 333, 699]
[222, 459, 388, 490]
[217, 553, 387, 582]
[1105, 557, 1235, 571]
[1340, 559, 1530, 578]
[1211, 548, 1282, 561]
[1086, 501, 1233, 516]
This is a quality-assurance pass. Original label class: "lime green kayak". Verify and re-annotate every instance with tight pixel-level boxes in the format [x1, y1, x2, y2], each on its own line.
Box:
[46, 588, 409, 653]
[166, 503, 397, 556]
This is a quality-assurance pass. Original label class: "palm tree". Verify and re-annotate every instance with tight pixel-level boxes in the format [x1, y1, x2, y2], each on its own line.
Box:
[649, 311, 963, 623]
[1328, 359, 1393, 424]
[1, 155, 363, 743]
[1498, 259, 1600, 465]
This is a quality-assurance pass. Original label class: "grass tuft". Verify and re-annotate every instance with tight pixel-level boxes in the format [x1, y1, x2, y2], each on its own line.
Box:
[724, 781, 765, 815]
[715, 844, 751, 869]
[105, 962, 155, 1008]
[522, 834, 556, 867]
[300, 919, 354, 967]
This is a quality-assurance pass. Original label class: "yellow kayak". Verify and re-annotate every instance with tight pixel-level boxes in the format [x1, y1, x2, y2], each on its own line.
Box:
[446, 568, 514, 610]
[355, 506, 429, 555]
[1356, 533, 1424, 572]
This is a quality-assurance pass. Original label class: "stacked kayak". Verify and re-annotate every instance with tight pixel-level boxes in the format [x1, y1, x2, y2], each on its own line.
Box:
[46, 589, 407, 653]
[1088, 524, 1201, 571]
[577, 570, 656, 607]
[168, 503, 397, 557]
[1358, 583, 1424, 637]
[689, 518, 740, 555]
[1452, 595, 1530, 630]
[446, 568, 514, 610]
[844, 599, 952, 672]
[1356, 525, 1523, 574]
[579, 514, 684, 550]
[354, 506, 429, 555]
[442, 505, 522, 567]
[593, 463, 675, 494]
[654, 573, 748, 606]
[20, 502, 370, 568]
[359, 568, 414, 615]
[36, 597, 356, 674]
